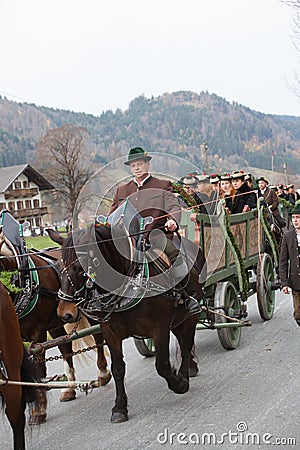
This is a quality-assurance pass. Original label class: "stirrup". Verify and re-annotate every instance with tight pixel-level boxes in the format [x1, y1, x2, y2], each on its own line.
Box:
[185, 296, 201, 315]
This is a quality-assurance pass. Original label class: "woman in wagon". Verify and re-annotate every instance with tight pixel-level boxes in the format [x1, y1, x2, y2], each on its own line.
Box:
[219, 172, 235, 213]
[230, 170, 257, 214]
[279, 203, 300, 327]
[208, 173, 221, 215]
[109, 146, 201, 315]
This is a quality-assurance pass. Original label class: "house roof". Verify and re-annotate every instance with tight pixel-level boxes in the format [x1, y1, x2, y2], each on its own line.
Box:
[0, 164, 55, 193]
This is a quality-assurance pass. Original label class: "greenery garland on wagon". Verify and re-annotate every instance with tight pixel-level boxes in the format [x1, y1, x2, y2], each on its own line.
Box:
[262, 207, 279, 261]
[223, 212, 249, 302]
[278, 197, 293, 211]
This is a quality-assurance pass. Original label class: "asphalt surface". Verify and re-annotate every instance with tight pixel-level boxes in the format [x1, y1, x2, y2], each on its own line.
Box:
[0, 290, 299, 450]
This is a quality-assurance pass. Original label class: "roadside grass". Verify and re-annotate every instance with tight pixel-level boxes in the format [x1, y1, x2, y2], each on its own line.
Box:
[25, 229, 66, 250]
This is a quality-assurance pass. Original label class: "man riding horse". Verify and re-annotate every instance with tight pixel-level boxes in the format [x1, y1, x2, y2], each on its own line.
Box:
[109, 147, 201, 315]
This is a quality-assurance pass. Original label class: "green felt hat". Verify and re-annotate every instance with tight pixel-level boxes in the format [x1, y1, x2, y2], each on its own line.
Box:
[289, 204, 300, 216]
[124, 147, 152, 165]
[256, 176, 269, 184]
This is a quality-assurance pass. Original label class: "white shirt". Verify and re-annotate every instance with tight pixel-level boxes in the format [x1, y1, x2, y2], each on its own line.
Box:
[133, 174, 151, 187]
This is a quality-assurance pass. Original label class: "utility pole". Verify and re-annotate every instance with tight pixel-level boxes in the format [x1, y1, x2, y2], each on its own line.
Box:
[202, 141, 209, 174]
[271, 149, 274, 185]
[283, 162, 288, 186]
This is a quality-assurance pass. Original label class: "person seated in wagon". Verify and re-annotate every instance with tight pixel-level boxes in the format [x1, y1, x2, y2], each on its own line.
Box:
[109, 146, 201, 315]
[229, 170, 257, 214]
[257, 176, 286, 228]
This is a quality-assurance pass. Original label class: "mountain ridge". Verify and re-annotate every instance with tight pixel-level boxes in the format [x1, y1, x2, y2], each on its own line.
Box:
[0, 90, 299, 179]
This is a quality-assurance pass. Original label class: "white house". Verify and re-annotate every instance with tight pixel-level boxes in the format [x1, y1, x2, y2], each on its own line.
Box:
[0, 164, 54, 230]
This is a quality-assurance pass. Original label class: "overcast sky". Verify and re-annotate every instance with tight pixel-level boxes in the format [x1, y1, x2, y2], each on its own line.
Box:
[1, 0, 299, 117]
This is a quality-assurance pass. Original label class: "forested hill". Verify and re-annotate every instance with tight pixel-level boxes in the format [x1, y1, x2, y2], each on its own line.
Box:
[0, 91, 299, 174]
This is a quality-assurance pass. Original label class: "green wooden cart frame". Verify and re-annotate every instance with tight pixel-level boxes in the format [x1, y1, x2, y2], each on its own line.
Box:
[134, 197, 281, 355]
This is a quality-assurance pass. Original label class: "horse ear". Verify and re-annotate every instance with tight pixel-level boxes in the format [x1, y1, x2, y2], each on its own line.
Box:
[46, 228, 64, 245]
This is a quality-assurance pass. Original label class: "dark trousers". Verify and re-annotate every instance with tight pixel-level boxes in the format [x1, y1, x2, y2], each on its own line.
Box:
[292, 290, 300, 320]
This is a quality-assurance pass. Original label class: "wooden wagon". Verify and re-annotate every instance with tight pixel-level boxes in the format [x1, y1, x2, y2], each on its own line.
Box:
[134, 197, 281, 354]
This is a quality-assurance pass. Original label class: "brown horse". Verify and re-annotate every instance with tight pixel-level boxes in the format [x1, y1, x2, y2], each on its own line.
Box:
[48, 223, 204, 423]
[0, 281, 39, 450]
[0, 233, 111, 425]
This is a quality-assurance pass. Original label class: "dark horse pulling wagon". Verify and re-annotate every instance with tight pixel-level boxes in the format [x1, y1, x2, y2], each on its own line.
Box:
[0, 195, 282, 426]
[135, 197, 281, 354]
[46, 196, 283, 422]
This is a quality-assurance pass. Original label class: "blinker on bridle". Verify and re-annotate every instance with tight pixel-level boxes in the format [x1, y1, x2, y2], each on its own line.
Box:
[58, 252, 95, 303]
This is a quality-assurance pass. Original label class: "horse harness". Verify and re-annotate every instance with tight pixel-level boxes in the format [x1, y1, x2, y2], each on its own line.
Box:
[0, 209, 60, 318]
[58, 236, 188, 323]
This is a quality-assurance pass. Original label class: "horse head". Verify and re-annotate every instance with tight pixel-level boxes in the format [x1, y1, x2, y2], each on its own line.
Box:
[47, 224, 131, 323]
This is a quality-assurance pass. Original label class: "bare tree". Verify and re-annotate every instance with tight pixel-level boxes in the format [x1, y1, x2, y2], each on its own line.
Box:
[37, 124, 94, 227]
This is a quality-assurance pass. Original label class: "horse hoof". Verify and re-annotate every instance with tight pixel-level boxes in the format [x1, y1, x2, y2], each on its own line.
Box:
[110, 412, 128, 423]
[100, 372, 112, 386]
[29, 413, 47, 425]
[59, 390, 76, 402]
[188, 366, 199, 378]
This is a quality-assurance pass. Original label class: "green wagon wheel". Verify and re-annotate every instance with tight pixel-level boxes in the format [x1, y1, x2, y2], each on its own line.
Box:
[214, 281, 242, 350]
[134, 338, 156, 357]
[256, 253, 275, 321]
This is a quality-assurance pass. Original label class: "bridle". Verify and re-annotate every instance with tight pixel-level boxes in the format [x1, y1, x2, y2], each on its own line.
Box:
[57, 253, 93, 304]
[57, 242, 118, 303]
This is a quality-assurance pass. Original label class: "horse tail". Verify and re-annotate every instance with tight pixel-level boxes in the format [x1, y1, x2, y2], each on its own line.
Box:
[20, 346, 40, 404]
[64, 315, 96, 350]
[64, 316, 110, 366]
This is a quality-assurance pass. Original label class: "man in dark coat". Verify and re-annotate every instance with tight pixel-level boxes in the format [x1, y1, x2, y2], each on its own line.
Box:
[279, 204, 300, 326]
[230, 170, 257, 214]
[287, 184, 300, 205]
[257, 176, 286, 228]
[110, 148, 180, 239]
[109, 146, 200, 315]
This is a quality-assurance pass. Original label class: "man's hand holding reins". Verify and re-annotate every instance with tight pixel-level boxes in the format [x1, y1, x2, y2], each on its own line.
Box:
[165, 219, 177, 232]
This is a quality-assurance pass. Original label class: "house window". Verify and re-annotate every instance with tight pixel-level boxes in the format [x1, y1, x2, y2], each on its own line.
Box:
[14, 181, 21, 189]
[25, 200, 31, 209]
[23, 181, 29, 188]
[33, 199, 40, 208]
[17, 201, 24, 210]
[8, 202, 14, 211]
[0, 203, 5, 210]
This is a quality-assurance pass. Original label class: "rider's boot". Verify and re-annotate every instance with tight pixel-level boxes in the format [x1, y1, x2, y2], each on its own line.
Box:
[172, 257, 201, 316]
[184, 279, 201, 316]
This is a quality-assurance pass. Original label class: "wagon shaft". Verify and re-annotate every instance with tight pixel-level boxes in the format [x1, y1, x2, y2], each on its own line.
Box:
[29, 324, 102, 355]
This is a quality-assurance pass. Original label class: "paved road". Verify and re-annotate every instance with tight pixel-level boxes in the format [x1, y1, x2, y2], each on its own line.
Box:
[1, 291, 299, 450]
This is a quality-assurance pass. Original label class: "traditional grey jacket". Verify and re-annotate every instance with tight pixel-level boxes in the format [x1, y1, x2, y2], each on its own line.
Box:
[279, 228, 300, 291]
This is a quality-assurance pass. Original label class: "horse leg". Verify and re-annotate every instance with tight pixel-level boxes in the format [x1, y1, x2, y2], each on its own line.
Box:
[172, 315, 199, 379]
[102, 328, 128, 423]
[57, 341, 76, 402]
[154, 327, 189, 394]
[46, 324, 76, 402]
[28, 344, 48, 425]
[91, 333, 112, 387]
[3, 386, 26, 450]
